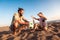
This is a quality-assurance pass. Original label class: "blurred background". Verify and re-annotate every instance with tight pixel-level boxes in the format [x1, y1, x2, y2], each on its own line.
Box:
[0, 0, 60, 26]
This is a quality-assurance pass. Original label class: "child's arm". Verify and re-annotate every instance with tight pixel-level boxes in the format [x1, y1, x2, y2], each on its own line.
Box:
[43, 16, 47, 20]
[42, 15, 47, 20]
[31, 16, 39, 20]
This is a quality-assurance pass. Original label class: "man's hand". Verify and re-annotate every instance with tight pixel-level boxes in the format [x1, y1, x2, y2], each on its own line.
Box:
[20, 22, 29, 25]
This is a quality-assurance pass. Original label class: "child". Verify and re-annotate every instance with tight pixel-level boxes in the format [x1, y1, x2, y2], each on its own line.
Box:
[32, 12, 47, 31]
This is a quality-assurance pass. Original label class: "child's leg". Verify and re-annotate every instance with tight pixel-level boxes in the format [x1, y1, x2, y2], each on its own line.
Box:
[31, 24, 38, 32]
[43, 23, 48, 31]
[34, 24, 38, 29]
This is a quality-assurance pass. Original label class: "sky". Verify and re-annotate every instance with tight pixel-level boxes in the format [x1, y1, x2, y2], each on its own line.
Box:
[0, 0, 60, 26]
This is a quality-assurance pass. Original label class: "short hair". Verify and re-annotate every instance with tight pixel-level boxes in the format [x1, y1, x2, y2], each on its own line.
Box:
[37, 12, 43, 15]
[18, 8, 24, 12]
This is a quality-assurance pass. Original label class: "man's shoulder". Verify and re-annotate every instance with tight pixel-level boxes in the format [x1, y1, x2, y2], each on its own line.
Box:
[14, 12, 18, 16]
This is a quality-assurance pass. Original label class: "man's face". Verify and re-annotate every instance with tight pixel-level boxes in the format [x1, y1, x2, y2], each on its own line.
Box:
[18, 10, 24, 15]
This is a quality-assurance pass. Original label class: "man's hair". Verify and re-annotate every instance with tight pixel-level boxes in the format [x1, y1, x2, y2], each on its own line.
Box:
[18, 8, 24, 12]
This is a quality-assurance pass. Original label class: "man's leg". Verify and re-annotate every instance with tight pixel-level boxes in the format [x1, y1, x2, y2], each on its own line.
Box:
[18, 24, 23, 33]
[25, 21, 29, 28]
[13, 22, 18, 35]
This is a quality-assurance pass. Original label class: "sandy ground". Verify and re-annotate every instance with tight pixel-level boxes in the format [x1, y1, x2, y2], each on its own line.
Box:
[0, 23, 60, 40]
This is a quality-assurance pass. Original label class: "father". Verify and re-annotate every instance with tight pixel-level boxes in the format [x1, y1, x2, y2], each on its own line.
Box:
[11, 8, 29, 35]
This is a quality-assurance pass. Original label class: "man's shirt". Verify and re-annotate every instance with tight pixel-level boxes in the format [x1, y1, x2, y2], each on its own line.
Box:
[12, 13, 25, 24]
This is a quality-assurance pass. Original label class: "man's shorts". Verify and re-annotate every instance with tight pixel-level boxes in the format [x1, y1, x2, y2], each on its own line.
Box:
[10, 24, 28, 32]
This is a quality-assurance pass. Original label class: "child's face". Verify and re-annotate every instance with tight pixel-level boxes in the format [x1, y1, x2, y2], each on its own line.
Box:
[38, 14, 43, 17]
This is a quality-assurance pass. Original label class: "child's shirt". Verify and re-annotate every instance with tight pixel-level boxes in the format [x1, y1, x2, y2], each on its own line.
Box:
[39, 17, 46, 27]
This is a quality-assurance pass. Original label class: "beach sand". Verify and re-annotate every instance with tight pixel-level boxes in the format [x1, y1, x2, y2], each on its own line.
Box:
[0, 23, 60, 40]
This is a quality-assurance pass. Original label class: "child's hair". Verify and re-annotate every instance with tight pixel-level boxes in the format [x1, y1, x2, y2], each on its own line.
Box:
[37, 12, 43, 15]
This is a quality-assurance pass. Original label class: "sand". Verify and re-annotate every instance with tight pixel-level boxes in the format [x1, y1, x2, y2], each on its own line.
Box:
[0, 22, 60, 40]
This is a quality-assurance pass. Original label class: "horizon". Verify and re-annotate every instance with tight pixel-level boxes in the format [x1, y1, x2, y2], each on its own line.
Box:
[0, 0, 60, 26]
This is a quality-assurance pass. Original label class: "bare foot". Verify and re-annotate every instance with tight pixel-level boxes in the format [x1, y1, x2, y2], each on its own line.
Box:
[30, 29, 35, 32]
[12, 32, 17, 36]
[18, 30, 21, 34]
[44, 27, 48, 32]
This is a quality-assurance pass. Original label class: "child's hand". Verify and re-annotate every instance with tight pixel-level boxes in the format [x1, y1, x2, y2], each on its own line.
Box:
[31, 16, 39, 20]
[31, 16, 35, 19]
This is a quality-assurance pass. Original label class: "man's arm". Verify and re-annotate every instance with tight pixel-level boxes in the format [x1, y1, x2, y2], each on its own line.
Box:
[14, 13, 28, 24]
[16, 20, 28, 24]
[22, 16, 29, 22]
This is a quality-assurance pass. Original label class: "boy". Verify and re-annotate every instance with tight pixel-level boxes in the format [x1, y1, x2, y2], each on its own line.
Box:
[32, 12, 47, 31]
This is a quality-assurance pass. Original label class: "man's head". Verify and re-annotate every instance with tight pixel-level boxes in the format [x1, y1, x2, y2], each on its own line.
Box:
[37, 12, 43, 17]
[18, 8, 24, 16]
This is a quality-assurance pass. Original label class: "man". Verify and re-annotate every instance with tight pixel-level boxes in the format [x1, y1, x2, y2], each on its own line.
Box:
[11, 8, 29, 35]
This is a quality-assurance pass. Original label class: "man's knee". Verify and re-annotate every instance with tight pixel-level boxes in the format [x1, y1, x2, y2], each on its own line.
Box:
[13, 22, 19, 28]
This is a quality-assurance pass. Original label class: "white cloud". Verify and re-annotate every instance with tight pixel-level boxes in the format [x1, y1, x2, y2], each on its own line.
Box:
[47, 1, 60, 21]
